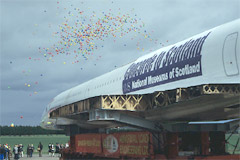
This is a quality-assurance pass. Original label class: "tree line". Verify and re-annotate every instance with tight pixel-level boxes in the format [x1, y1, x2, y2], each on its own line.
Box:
[0, 126, 65, 135]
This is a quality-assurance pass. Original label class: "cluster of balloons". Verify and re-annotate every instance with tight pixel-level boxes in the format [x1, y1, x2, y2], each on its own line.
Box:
[38, 4, 154, 63]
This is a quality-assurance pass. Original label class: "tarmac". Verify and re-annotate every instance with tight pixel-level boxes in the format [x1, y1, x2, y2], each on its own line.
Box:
[13, 154, 60, 160]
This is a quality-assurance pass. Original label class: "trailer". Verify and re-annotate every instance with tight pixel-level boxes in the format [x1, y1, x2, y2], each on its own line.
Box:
[59, 118, 239, 160]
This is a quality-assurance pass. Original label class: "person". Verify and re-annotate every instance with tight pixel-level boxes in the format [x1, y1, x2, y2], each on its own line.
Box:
[59, 144, 64, 158]
[13, 145, 19, 160]
[0, 144, 5, 160]
[3, 145, 6, 160]
[8, 146, 12, 160]
[48, 143, 51, 156]
[37, 142, 43, 157]
[26, 144, 30, 157]
[4, 144, 9, 160]
[29, 144, 34, 157]
[50, 143, 54, 157]
[55, 143, 60, 157]
[18, 144, 23, 158]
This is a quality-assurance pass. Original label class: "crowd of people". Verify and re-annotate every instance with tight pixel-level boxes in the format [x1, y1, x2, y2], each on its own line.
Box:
[0, 142, 69, 160]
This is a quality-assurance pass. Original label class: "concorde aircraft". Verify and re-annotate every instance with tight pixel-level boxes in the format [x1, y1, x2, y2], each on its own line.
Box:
[41, 19, 240, 131]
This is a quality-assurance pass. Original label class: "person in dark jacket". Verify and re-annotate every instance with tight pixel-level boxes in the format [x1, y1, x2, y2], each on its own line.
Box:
[26, 144, 31, 157]
[0, 144, 5, 160]
[18, 144, 23, 158]
[55, 143, 60, 157]
[29, 144, 34, 157]
[37, 142, 43, 157]
[3, 144, 9, 160]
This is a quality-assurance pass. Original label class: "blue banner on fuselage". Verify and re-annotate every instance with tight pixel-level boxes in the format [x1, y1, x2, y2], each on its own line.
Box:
[122, 32, 211, 94]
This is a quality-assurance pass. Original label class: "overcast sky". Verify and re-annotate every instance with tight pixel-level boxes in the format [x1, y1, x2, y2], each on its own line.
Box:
[0, 0, 239, 126]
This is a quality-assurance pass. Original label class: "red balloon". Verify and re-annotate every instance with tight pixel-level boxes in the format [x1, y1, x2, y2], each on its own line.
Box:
[20, 116, 23, 119]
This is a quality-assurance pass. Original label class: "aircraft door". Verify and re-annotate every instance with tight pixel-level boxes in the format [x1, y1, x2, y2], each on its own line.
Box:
[222, 32, 239, 76]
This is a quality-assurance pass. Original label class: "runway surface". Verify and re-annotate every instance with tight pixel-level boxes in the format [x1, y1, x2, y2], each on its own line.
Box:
[15, 154, 60, 160]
